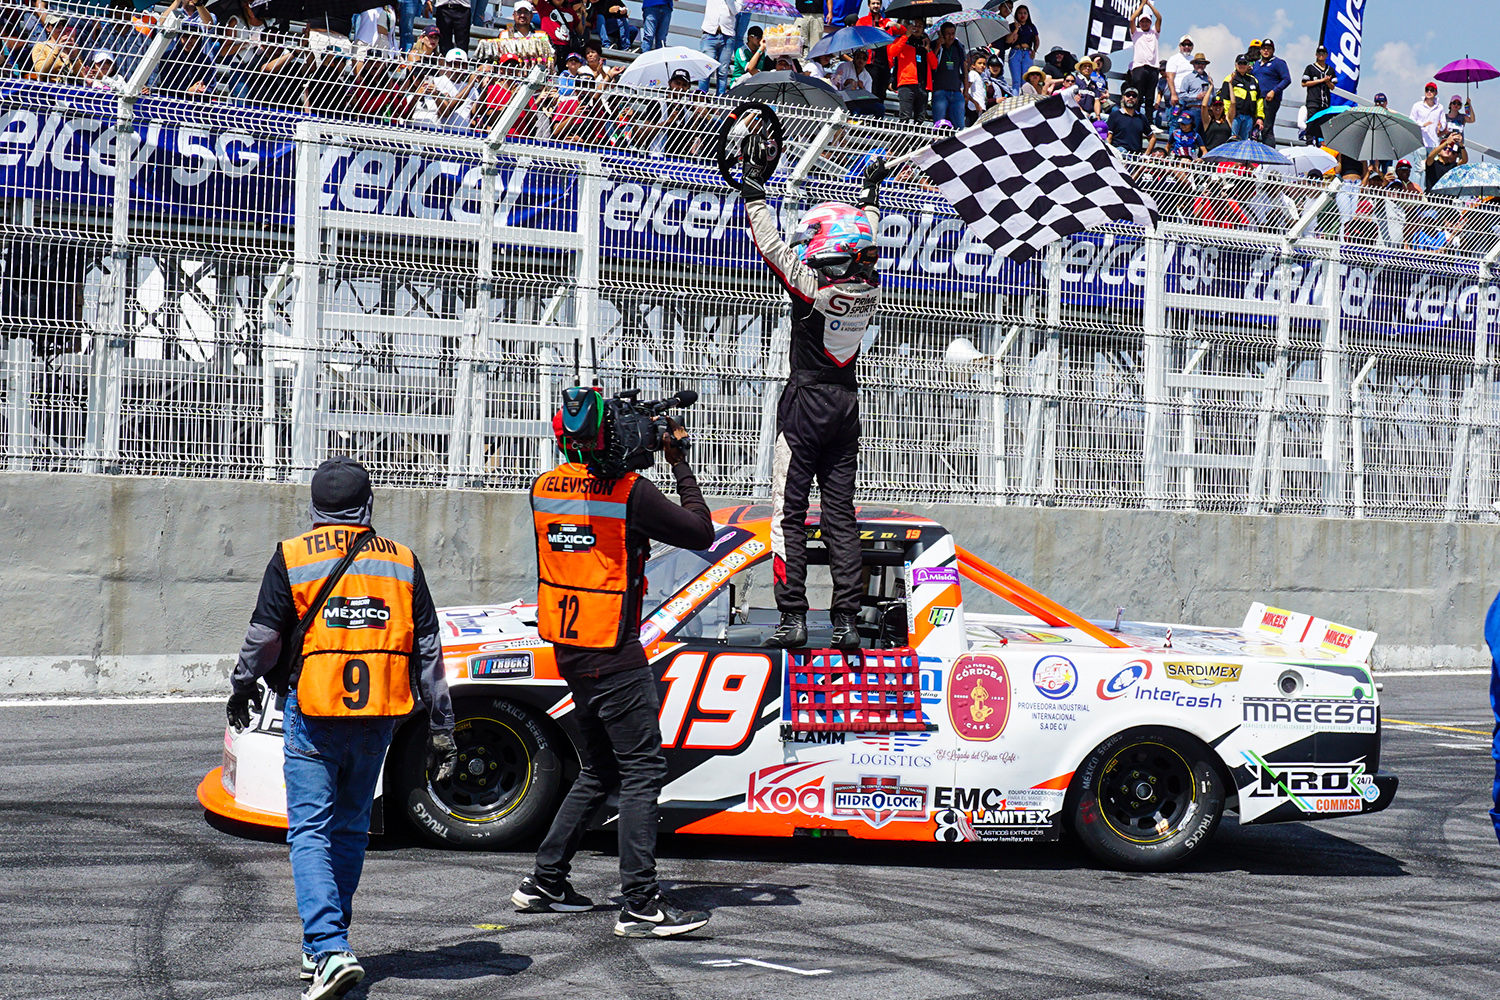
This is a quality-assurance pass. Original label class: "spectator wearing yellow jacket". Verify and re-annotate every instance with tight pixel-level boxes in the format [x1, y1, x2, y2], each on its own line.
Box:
[1219, 53, 1264, 141]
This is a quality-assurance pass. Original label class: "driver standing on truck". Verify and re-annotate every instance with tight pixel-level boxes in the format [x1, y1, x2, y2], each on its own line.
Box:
[512, 385, 716, 937]
[224, 456, 456, 1000]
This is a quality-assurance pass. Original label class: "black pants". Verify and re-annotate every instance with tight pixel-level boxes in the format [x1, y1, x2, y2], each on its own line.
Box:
[435, 2, 470, 55]
[1128, 65, 1159, 122]
[898, 84, 927, 121]
[1261, 95, 1282, 146]
[772, 380, 861, 616]
[534, 664, 666, 908]
[869, 61, 889, 102]
[1305, 112, 1325, 144]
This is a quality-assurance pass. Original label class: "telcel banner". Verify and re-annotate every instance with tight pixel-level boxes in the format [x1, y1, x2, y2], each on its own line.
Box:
[1319, 0, 1364, 108]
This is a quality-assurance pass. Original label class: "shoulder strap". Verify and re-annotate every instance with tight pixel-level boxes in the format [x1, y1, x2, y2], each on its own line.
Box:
[284, 528, 379, 691]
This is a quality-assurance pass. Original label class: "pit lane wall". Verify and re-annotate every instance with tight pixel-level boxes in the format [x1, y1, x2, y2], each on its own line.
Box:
[0, 472, 1492, 696]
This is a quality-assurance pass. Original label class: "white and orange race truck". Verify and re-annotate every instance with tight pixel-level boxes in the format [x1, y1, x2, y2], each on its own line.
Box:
[199, 504, 1397, 869]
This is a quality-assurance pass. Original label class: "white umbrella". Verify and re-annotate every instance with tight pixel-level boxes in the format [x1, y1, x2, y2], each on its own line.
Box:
[617, 46, 721, 89]
[1285, 145, 1338, 176]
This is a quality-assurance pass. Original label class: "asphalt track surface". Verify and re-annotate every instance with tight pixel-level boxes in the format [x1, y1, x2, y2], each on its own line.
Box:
[3, 675, 1500, 1000]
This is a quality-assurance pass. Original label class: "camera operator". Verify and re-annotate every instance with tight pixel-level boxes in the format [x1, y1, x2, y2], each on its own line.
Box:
[512, 385, 715, 938]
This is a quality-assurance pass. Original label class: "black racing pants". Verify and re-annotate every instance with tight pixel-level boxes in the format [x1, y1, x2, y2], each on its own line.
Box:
[772, 379, 861, 616]
[534, 664, 666, 908]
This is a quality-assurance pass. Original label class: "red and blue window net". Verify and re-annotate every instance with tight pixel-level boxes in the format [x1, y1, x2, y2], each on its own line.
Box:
[786, 648, 923, 732]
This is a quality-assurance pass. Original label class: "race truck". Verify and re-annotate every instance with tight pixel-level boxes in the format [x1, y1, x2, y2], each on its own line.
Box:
[199, 505, 1398, 869]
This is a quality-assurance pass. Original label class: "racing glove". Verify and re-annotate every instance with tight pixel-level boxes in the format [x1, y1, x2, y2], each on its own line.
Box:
[226, 685, 263, 731]
[427, 730, 458, 783]
[738, 130, 780, 203]
[859, 155, 891, 209]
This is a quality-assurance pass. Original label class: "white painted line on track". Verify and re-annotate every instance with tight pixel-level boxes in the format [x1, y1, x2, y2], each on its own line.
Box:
[1376, 669, 1490, 677]
[699, 958, 831, 977]
[0, 696, 222, 707]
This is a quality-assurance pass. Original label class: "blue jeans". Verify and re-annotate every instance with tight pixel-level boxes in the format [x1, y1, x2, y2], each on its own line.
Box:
[1232, 114, 1254, 140]
[600, 13, 631, 47]
[283, 692, 396, 962]
[734, 8, 752, 49]
[1008, 46, 1031, 91]
[700, 31, 733, 94]
[471, 0, 487, 26]
[931, 88, 964, 127]
[639, 4, 671, 52]
[397, 0, 422, 50]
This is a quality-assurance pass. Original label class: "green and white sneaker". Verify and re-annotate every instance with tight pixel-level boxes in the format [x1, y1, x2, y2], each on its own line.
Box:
[302, 951, 364, 1000]
[300, 952, 315, 981]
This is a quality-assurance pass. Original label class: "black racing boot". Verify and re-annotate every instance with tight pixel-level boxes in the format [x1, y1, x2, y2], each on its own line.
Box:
[763, 611, 808, 648]
[830, 612, 861, 651]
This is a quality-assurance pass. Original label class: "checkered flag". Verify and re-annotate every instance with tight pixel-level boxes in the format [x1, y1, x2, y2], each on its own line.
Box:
[911, 94, 1158, 265]
[1086, 0, 1136, 55]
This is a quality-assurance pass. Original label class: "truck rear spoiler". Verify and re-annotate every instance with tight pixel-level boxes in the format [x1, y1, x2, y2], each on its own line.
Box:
[1242, 602, 1378, 663]
[955, 547, 1134, 649]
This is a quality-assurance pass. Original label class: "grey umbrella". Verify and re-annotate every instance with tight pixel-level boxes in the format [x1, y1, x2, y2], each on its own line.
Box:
[1321, 105, 1426, 161]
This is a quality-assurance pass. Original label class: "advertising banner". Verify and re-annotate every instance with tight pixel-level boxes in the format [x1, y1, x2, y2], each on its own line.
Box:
[1319, 0, 1364, 108]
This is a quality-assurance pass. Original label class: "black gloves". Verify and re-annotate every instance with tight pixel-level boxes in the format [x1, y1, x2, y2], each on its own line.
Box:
[226, 686, 263, 731]
[860, 155, 891, 209]
[427, 730, 458, 783]
[738, 130, 780, 203]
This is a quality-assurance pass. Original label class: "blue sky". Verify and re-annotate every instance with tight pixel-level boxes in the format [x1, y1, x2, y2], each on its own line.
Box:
[1030, 1, 1500, 153]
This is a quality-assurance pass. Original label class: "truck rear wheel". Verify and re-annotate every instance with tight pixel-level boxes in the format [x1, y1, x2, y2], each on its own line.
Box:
[1069, 727, 1224, 870]
[392, 697, 564, 849]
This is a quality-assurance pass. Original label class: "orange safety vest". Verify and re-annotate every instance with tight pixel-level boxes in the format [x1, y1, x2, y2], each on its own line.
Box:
[530, 463, 641, 649]
[281, 525, 418, 718]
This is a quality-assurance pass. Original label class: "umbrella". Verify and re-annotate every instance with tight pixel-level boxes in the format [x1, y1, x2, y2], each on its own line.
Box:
[1306, 105, 1345, 124]
[727, 70, 845, 112]
[1285, 145, 1338, 176]
[1434, 56, 1499, 102]
[1200, 138, 1292, 166]
[1321, 105, 1425, 161]
[1433, 162, 1500, 199]
[617, 45, 721, 89]
[741, 0, 800, 16]
[807, 24, 895, 59]
[926, 9, 1009, 51]
[837, 87, 886, 117]
[883, 0, 964, 21]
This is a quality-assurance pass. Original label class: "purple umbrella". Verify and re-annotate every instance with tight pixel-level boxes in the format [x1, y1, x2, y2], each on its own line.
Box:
[1434, 56, 1499, 101]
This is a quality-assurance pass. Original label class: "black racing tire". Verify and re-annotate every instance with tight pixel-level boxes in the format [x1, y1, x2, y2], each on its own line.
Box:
[1069, 726, 1224, 871]
[391, 697, 565, 850]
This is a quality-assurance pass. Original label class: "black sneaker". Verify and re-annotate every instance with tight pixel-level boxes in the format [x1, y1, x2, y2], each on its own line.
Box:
[762, 611, 808, 648]
[512, 874, 594, 913]
[829, 612, 861, 650]
[613, 891, 710, 938]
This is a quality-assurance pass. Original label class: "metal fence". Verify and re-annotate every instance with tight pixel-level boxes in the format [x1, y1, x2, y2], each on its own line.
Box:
[2, 3, 1499, 522]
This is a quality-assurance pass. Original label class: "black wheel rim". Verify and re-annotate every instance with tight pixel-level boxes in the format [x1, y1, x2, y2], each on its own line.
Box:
[431, 716, 531, 822]
[1098, 740, 1197, 845]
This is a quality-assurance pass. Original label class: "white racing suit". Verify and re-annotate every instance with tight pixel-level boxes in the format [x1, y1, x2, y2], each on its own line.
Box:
[745, 197, 882, 616]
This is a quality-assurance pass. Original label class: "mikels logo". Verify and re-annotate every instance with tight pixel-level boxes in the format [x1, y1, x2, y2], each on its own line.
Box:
[547, 522, 596, 552]
[323, 596, 390, 629]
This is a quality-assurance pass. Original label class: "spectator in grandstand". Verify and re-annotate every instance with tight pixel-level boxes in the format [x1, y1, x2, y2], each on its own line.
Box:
[1220, 53, 1264, 141]
[1162, 33, 1192, 108]
[1410, 206, 1449, 251]
[698, 0, 738, 95]
[80, 48, 124, 90]
[857, 0, 891, 100]
[1173, 52, 1211, 131]
[1002, 4, 1036, 93]
[1250, 38, 1289, 146]
[428, 0, 471, 59]
[1245, 167, 1297, 231]
[1201, 97, 1231, 150]
[1106, 86, 1148, 152]
[31, 13, 83, 81]
[1390, 158, 1420, 195]
[1441, 94, 1475, 138]
[582, 38, 621, 82]
[729, 25, 770, 85]
[1411, 82, 1443, 147]
[833, 46, 873, 92]
[548, 49, 592, 138]
[805, 51, 833, 80]
[1425, 131, 1468, 190]
[352, 4, 398, 58]
[540, 0, 587, 69]
[154, 17, 217, 94]
[984, 53, 1009, 103]
[1070, 54, 1105, 117]
[637, 67, 715, 155]
[888, 19, 931, 122]
[396, 0, 422, 50]
[589, 0, 630, 50]
[638, 0, 672, 53]
[1127, 0, 1161, 121]
[1042, 44, 1072, 79]
[1156, 104, 1202, 157]
[965, 50, 987, 124]
[304, 39, 355, 116]
[1191, 168, 1250, 229]
[1019, 62, 1054, 96]
[471, 53, 538, 134]
[1133, 146, 1193, 218]
[351, 49, 411, 120]
[1301, 46, 1333, 143]
[0, 0, 33, 72]
[411, 47, 479, 127]
[497, 2, 552, 66]
[929, 21, 965, 131]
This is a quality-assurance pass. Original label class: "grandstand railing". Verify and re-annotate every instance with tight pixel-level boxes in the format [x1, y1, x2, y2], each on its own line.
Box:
[2, 3, 1499, 522]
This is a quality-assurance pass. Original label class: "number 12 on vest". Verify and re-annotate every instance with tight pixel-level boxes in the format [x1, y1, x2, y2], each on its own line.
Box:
[658, 652, 775, 751]
[556, 595, 581, 639]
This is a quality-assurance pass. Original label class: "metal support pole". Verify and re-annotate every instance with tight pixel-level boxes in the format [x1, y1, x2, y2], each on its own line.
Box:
[575, 157, 603, 387]
[1350, 354, 1376, 519]
[1319, 248, 1346, 514]
[785, 110, 847, 212]
[289, 121, 322, 482]
[1021, 243, 1063, 503]
[1141, 236, 1168, 509]
[987, 324, 1021, 506]
[4, 338, 34, 470]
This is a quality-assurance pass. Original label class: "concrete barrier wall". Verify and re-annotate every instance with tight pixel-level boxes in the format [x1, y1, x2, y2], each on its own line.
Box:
[1, 471, 1492, 696]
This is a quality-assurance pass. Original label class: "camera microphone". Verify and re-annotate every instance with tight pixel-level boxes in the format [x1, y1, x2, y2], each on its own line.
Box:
[643, 389, 699, 413]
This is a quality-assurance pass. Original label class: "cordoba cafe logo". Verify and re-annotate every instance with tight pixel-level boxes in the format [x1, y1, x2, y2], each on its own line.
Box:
[948, 653, 1010, 741]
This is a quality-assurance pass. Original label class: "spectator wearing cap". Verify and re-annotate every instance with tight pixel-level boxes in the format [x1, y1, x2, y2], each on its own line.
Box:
[1106, 85, 1149, 153]
[498, 3, 551, 66]
[1072, 54, 1106, 118]
[1441, 94, 1475, 138]
[1175, 52, 1212, 132]
[1251, 38, 1289, 146]
[412, 47, 479, 127]
[470, 53, 534, 134]
[426, 0, 472, 58]
[31, 12, 83, 81]
[729, 24, 771, 85]
[857, 0, 892, 101]
[1390, 158, 1420, 195]
[1201, 98, 1231, 150]
[1162, 33, 1193, 108]
[1219, 52, 1264, 141]
[1301, 45, 1334, 143]
[983, 53, 1009, 104]
[81, 48, 124, 90]
[1411, 82, 1443, 147]
[638, 0, 672, 53]
[1126, 0, 1162, 122]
